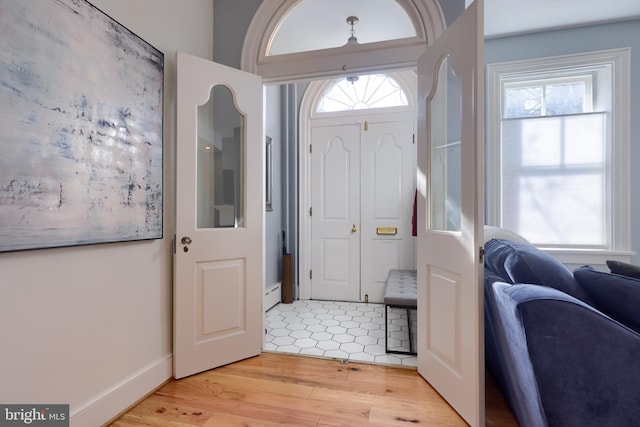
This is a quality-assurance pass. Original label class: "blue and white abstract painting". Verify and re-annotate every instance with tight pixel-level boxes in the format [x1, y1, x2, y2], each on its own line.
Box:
[0, 0, 163, 252]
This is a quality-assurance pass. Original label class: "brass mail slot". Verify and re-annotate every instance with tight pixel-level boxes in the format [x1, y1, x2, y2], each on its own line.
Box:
[376, 227, 397, 235]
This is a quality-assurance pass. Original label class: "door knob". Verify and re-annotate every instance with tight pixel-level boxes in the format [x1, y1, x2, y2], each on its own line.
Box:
[351, 224, 357, 233]
[181, 236, 192, 245]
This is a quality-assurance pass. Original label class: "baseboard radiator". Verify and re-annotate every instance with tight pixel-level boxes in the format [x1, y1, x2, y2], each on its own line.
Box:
[264, 283, 281, 312]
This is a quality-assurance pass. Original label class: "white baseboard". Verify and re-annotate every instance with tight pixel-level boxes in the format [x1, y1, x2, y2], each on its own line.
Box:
[71, 354, 173, 427]
[264, 282, 281, 311]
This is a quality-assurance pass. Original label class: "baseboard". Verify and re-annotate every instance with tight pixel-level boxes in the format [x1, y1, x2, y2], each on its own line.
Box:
[264, 282, 281, 311]
[70, 354, 173, 427]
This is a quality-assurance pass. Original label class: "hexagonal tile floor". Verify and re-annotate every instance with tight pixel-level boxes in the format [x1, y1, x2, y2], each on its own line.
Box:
[265, 300, 417, 367]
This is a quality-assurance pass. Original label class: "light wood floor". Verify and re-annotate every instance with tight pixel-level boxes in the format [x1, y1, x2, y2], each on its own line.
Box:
[108, 352, 518, 426]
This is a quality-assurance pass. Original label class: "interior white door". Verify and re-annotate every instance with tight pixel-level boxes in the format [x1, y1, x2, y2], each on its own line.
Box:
[310, 124, 361, 301]
[360, 120, 416, 302]
[174, 52, 263, 379]
[416, 1, 485, 426]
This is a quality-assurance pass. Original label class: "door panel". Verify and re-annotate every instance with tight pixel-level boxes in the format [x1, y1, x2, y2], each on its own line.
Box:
[174, 52, 263, 379]
[416, 1, 484, 426]
[360, 120, 416, 302]
[310, 118, 415, 303]
[311, 125, 360, 301]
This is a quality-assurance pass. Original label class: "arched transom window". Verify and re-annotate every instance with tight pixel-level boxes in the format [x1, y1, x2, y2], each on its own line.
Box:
[316, 74, 409, 113]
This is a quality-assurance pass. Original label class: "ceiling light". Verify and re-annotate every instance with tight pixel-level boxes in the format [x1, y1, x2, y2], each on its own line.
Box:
[345, 16, 359, 46]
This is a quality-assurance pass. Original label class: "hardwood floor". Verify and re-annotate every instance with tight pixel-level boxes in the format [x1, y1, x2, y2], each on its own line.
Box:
[108, 352, 518, 426]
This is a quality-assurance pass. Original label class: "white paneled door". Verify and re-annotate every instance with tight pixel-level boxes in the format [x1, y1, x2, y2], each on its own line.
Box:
[416, 1, 485, 426]
[310, 117, 415, 303]
[360, 120, 416, 302]
[310, 124, 361, 302]
[174, 52, 263, 379]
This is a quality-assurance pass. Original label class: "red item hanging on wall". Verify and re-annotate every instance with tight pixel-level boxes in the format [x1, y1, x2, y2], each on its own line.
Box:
[411, 190, 417, 237]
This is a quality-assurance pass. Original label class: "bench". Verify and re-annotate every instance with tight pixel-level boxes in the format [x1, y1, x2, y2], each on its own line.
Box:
[383, 269, 417, 355]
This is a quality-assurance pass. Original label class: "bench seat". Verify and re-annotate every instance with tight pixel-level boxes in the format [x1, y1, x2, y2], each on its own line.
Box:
[384, 269, 417, 355]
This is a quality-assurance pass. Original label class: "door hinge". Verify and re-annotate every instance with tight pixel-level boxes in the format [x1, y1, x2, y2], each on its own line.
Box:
[173, 235, 176, 254]
[309, 270, 313, 279]
[364, 120, 369, 131]
[413, 133, 415, 144]
[479, 246, 485, 263]
[309, 144, 312, 153]
[309, 207, 312, 216]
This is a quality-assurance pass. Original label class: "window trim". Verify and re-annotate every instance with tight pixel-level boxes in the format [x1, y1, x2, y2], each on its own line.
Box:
[486, 48, 632, 264]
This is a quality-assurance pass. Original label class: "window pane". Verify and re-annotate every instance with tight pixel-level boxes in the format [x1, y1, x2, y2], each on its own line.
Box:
[317, 74, 408, 113]
[502, 174, 605, 246]
[501, 113, 607, 246]
[545, 82, 585, 115]
[429, 56, 461, 232]
[502, 113, 606, 167]
[504, 86, 542, 118]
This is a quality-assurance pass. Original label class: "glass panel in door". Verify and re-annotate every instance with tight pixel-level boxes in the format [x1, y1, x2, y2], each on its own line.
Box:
[429, 56, 462, 232]
[197, 85, 245, 229]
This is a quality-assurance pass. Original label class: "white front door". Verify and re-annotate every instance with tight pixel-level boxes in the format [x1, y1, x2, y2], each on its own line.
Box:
[310, 117, 415, 303]
[310, 124, 361, 301]
[416, 1, 485, 426]
[174, 52, 263, 379]
[360, 119, 416, 302]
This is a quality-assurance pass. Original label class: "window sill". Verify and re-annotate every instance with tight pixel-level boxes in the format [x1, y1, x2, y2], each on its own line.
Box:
[540, 248, 635, 267]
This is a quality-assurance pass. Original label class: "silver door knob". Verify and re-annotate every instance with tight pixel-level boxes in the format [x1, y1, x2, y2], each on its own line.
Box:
[181, 236, 192, 245]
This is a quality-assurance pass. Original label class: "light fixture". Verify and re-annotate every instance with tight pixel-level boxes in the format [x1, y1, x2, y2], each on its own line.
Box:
[345, 16, 359, 46]
[345, 16, 359, 84]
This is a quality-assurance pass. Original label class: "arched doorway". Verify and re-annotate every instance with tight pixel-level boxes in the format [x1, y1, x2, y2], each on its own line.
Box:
[243, 1, 447, 304]
[299, 71, 418, 303]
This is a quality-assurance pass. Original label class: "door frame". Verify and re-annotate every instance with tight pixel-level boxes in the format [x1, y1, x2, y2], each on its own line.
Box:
[298, 102, 417, 299]
[298, 72, 417, 300]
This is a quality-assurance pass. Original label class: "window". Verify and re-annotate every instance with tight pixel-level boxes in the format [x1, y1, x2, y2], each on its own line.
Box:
[316, 74, 408, 113]
[486, 49, 631, 263]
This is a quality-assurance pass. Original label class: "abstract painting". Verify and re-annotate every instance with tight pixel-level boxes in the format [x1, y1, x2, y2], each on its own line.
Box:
[0, 0, 164, 252]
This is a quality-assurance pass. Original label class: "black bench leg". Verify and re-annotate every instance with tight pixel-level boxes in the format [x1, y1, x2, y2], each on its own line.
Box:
[406, 307, 413, 354]
[385, 304, 389, 353]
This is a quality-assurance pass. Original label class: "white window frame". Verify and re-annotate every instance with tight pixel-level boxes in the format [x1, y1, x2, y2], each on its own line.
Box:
[486, 48, 632, 265]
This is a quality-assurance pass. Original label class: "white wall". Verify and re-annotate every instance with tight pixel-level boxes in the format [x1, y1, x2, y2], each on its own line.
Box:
[0, 1, 213, 426]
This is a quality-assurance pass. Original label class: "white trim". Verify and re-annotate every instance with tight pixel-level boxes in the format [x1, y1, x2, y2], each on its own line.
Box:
[545, 249, 634, 266]
[299, 73, 417, 300]
[71, 355, 172, 426]
[264, 282, 282, 311]
[241, 0, 445, 82]
[486, 48, 632, 258]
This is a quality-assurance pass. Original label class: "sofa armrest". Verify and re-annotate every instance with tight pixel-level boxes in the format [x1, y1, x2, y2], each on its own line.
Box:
[498, 283, 640, 427]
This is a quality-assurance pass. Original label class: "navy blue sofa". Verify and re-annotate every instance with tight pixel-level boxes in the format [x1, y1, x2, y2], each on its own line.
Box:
[484, 238, 640, 427]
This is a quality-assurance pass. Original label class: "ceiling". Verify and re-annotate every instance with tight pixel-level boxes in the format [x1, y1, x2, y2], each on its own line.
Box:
[269, 0, 640, 55]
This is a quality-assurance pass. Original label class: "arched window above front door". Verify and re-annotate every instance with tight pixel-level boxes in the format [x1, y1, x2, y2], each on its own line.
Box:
[315, 73, 411, 114]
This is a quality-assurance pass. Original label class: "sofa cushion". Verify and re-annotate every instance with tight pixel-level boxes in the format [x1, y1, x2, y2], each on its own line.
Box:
[574, 265, 640, 333]
[606, 260, 640, 279]
[485, 238, 592, 304]
[484, 238, 515, 283]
